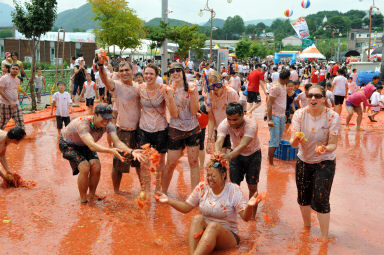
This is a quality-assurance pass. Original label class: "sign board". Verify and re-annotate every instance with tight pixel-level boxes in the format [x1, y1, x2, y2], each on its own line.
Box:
[302, 39, 313, 48]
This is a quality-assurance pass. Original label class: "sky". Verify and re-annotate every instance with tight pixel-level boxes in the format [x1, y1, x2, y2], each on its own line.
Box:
[0, 0, 382, 23]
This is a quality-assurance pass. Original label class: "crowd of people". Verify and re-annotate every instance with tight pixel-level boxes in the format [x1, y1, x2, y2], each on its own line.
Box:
[0, 49, 383, 254]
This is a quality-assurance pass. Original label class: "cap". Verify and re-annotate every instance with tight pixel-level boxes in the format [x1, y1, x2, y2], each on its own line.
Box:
[94, 103, 114, 119]
[169, 62, 183, 70]
[5, 52, 11, 57]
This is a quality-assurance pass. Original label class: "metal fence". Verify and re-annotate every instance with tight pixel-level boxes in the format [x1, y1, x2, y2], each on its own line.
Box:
[21, 69, 72, 95]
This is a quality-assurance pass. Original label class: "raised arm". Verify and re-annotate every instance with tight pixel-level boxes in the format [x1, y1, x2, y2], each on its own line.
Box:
[96, 56, 116, 92]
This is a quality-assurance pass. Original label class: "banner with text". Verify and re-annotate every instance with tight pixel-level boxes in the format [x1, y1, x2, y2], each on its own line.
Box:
[290, 17, 310, 39]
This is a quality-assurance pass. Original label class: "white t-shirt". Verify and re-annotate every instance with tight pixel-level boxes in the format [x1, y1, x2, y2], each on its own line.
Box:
[333, 75, 348, 96]
[95, 70, 109, 89]
[326, 90, 334, 102]
[271, 72, 280, 83]
[350, 72, 358, 83]
[156, 76, 163, 84]
[238, 64, 243, 73]
[290, 70, 299, 81]
[370, 91, 381, 111]
[83, 81, 97, 99]
[186, 182, 247, 234]
[229, 76, 241, 92]
[53, 91, 72, 117]
[187, 61, 194, 70]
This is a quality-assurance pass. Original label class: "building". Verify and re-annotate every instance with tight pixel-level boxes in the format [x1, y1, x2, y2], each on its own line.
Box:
[205, 40, 239, 49]
[282, 35, 302, 47]
[348, 29, 383, 55]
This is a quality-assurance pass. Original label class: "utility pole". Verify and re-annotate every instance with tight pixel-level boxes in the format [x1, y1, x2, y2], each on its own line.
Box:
[161, 0, 168, 76]
[337, 38, 341, 62]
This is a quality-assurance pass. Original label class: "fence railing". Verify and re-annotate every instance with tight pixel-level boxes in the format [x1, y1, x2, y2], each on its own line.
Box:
[21, 69, 72, 95]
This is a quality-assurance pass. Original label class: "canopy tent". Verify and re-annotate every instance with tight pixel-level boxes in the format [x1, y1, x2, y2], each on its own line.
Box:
[299, 44, 326, 59]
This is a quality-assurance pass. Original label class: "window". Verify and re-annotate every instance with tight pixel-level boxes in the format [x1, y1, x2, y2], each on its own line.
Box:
[350, 33, 355, 40]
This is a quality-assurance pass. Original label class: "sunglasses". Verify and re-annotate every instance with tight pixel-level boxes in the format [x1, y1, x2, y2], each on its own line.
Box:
[168, 68, 183, 74]
[208, 82, 223, 91]
[306, 93, 323, 99]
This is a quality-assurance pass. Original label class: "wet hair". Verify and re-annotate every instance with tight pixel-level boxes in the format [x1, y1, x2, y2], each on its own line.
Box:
[7, 126, 26, 141]
[11, 64, 20, 70]
[376, 85, 383, 90]
[226, 102, 244, 116]
[207, 153, 229, 181]
[144, 63, 159, 76]
[208, 70, 221, 83]
[279, 69, 291, 80]
[134, 72, 143, 79]
[170, 62, 189, 92]
[305, 83, 312, 91]
[373, 75, 379, 80]
[57, 81, 66, 87]
[309, 84, 326, 97]
[3, 64, 10, 73]
[118, 61, 133, 71]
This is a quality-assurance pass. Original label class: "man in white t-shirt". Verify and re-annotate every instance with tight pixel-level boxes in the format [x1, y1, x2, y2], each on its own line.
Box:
[229, 72, 241, 93]
[95, 66, 110, 102]
[187, 60, 194, 71]
[289, 65, 299, 81]
[368, 85, 383, 122]
[271, 67, 280, 83]
[216, 102, 261, 217]
[332, 69, 348, 115]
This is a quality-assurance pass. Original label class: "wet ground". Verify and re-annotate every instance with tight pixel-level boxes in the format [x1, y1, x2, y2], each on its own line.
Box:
[0, 106, 383, 255]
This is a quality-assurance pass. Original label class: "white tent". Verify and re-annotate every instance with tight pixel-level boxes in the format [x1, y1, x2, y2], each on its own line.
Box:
[299, 44, 326, 59]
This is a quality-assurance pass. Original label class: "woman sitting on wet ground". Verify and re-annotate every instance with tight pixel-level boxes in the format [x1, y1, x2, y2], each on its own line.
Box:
[156, 154, 263, 255]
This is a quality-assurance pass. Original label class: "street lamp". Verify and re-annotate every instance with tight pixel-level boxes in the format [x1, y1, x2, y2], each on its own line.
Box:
[323, 24, 342, 61]
[199, 1, 216, 65]
[368, 0, 380, 61]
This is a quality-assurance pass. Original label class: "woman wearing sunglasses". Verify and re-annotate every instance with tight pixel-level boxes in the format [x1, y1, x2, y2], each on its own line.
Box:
[290, 85, 340, 241]
[156, 154, 263, 254]
[162, 62, 201, 194]
[205, 71, 239, 154]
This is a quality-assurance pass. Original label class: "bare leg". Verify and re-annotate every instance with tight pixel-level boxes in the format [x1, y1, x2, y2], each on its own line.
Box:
[300, 205, 312, 227]
[77, 160, 91, 203]
[162, 149, 183, 194]
[248, 183, 258, 219]
[188, 215, 207, 254]
[88, 159, 101, 198]
[194, 222, 238, 255]
[198, 150, 206, 170]
[155, 154, 166, 192]
[112, 167, 123, 193]
[317, 212, 330, 241]
[355, 107, 363, 130]
[187, 145, 200, 190]
[135, 167, 150, 193]
[268, 147, 276, 166]
[334, 105, 341, 116]
[345, 107, 354, 129]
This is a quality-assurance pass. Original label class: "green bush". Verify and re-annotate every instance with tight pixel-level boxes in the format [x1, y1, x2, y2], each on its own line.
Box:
[23, 61, 69, 71]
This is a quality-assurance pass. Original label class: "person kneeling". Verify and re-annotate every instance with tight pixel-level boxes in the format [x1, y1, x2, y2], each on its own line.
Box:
[156, 154, 263, 255]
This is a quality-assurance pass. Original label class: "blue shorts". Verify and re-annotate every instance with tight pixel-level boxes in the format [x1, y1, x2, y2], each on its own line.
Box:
[268, 115, 285, 148]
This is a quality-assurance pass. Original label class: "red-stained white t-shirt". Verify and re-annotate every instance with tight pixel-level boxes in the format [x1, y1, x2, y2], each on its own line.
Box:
[83, 81, 97, 99]
[206, 86, 239, 129]
[186, 182, 247, 234]
[291, 107, 340, 164]
[112, 80, 141, 131]
[139, 83, 168, 132]
[269, 82, 287, 117]
[217, 115, 261, 156]
[0, 75, 20, 105]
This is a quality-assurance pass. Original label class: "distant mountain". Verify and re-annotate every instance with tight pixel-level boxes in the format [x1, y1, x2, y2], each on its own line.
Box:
[146, 18, 193, 27]
[245, 19, 275, 26]
[54, 3, 96, 32]
[0, 3, 14, 26]
[200, 18, 226, 28]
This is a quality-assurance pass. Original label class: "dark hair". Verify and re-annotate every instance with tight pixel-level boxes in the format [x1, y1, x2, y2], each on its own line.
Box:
[318, 80, 326, 88]
[347, 76, 352, 80]
[72, 56, 76, 61]
[309, 84, 326, 97]
[352, 68, 356, 72]
[373, 75, 379, 80]
[226, 102, 244, 116]
[144, 63, 159, 76]
[287, 80, 294, 86]
[170, 62, 189, 92]
[118, 61, 133, 71]
[273, 67, 278, 71]
[305, 83, 312, 90]
[196, 73, 201, 78]
[377, 85, 383, 90]
[279, 69, 290, 80]
[57, 81, 66, 87]
[11, 63, 20, 70]
[7, 126, 26, 140]
[255, 63, 262, 68]
[11, 51, 18, 58]
[211, 162, 227, 180]
[326, 82, 332, 89]
[267, 77, 272, 83]
[134, 72, 143, 79]
[3, 64, 10, 73]
[293, 80, 300, 86]
[337, 69, 344, 75]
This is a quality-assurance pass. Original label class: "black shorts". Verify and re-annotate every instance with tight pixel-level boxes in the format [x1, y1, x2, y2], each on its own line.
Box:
[59, 136, 99, 175]
[137, 128, 168, 154]
[168, 127, 201, 150]
[113, 128, 140, 173]
[98, 87, 105, 97]
[334, 95, 345, 105]
[214, 130, 231, 150]
[247, 91, 261, 103]
[198, 128, 206, 150]
[56, 116, 70, 130]
[229, 150, 262, 185]
[86, 97, 95, 106]
[296, 159, 335, 214]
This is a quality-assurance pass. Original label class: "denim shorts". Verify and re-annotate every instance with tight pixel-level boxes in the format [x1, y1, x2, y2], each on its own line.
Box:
[268, 115, 285, 148]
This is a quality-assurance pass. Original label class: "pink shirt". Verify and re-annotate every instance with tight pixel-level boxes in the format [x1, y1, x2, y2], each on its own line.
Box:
[269, 81, 287, 117]
[0, 75, 21, 105]
[348, 82, 358, 95]
[139, 83, 168, 132]
[169, 83, 199, 131]
[346, 84, 376, 107]
[61, 116, 116, 146]
[291, 108, 340, 164]
[217, 116, 261, 156]
[186, 182, 247, 234]
[112, 80, 141, 131]
[206, 86, 239, 129]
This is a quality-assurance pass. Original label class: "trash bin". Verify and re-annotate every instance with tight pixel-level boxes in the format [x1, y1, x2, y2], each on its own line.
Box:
[273, 140, 298, 161]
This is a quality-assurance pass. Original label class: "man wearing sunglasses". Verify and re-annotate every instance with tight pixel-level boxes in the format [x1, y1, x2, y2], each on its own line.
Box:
[267, 69, 289, 166]
[97, 56, 148, 195]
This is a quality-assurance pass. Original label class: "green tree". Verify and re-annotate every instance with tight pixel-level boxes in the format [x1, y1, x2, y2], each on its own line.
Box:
[0, 29, 13, 38]
[235, 38, 252, 59]
[12, 0, 57, 111]
[223, 15, 245, 39]
[168, 24, 207, 59]
[146, 21, 169, 55]
[73, 28, 86, 32]
[89, 0, 146, 54]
